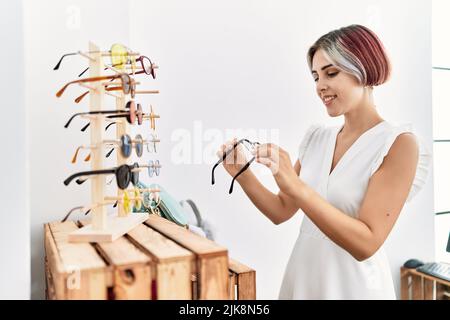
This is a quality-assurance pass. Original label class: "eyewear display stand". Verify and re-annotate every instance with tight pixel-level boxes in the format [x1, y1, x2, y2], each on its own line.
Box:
[67, 42, 148, 243]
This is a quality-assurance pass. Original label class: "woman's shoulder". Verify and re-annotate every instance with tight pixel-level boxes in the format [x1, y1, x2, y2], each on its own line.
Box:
[370, 120, 432, 202]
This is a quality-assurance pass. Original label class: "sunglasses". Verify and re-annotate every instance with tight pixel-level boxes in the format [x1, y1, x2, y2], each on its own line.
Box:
[79, 101, 143, 132]
[54, 43, 134, 74]
[102, 105, 159, 132]
[64, 163, 141, 190]
[105, 134, 146, 158]
[66, 103, 143, 131]
[56, 73, 136, 99]
[78, 54, 157, 78]
[61, 187, 161, 222]
[211, 139, 260, 194]
[71, 134, 149, 163]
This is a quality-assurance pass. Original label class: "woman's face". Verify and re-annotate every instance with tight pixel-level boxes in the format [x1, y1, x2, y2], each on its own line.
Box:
[311, 49, 366, 117]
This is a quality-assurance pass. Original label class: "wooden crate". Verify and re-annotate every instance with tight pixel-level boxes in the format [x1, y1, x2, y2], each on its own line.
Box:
[44, 214, 256, 300]
[400, 267, 450, 300]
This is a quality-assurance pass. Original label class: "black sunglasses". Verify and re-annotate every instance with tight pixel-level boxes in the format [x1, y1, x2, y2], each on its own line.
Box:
[211, 139, 260, 194]
[66, 105, 143, 133]
[64, 163, 140, 190]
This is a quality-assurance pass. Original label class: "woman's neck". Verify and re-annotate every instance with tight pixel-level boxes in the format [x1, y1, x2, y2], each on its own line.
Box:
[341, 91, 384, 136]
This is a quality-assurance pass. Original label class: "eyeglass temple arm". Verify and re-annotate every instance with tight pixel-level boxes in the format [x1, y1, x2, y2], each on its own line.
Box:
[53, 52, 78, 71]
[211, 138, 247, 185]
[80, 62, 134, 78]
[229, 156, 256, 194]
[81, 120, 118, 132]
[61, 206, 83, 222]
[71, 146, 87, 164]
[75, 78, 117, 103]
[64, 168, 116, 186]
[56, 75, 118, 98]
[65, 110, 128, 129]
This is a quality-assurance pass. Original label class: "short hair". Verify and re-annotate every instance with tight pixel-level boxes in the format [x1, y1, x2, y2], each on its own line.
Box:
[307, 24, 391, 87]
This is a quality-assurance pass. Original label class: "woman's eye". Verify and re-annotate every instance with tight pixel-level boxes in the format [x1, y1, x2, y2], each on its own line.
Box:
[328, 71, 339, 77]
[314, 78, 318, 82]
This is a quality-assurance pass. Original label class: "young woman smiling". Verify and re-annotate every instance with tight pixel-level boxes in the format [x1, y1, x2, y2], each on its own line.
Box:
[217, 25, 431, 299]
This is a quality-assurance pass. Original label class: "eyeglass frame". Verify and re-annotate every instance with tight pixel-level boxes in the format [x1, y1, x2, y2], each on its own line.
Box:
[211, 139, 260, 194]
[64, 162, 140, 190]
[56, 73, 136, 99]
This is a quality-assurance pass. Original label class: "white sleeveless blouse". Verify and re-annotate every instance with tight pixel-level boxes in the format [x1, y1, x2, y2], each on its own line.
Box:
[278, 121, 431, 299]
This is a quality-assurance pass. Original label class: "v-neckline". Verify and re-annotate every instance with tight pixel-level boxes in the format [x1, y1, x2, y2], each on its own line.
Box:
[328, 120, 387, 178]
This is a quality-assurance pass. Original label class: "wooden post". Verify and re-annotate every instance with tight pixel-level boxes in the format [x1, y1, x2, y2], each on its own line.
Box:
[88, 42, 107, 230]
[115, 91, 127, 217]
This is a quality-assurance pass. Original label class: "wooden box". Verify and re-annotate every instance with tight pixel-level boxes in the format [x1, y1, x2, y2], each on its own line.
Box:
[44, 214, 256, 300]
[400, 267, 450, 300]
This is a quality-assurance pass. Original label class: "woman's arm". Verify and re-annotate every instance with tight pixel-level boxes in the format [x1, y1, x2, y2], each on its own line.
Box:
[237, 160, 301, 225]
[256, 133, 419, 261]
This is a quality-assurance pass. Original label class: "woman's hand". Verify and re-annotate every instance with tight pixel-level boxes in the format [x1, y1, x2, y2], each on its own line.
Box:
[216, 138, 251, 179]
[254, 143, 300, 197]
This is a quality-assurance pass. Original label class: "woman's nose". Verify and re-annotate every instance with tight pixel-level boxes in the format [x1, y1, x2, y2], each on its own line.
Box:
[316, 78, 329, 91]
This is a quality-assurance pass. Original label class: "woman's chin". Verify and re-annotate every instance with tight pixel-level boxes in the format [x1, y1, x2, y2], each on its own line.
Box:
[326, 109, 341, 117]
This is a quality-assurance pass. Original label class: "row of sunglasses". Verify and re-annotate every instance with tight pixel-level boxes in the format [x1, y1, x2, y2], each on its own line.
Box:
[62, 185, 161, 222]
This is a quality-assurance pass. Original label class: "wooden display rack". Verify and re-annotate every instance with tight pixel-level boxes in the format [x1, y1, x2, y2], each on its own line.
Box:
[67, 42, 150, 243]
[44, 214, 256, 300]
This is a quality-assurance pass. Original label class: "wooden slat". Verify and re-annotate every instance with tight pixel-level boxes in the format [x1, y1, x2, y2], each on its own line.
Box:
[436, 283, 448, 300]
[424, 278, 434, 300]
[44, 224, 66, 299]
[229, 258, 256, 300]
[198, 255, 229, 299]
[46, 222, 108, 299]
[79, 220, 151, 299]
[145, 215, 227, 258]
[229, 258, 254, 274]
[236, 271, 256, 300]
[128, 223, 194, 263]
[127, 223, 193, 299]
[400, 268, 410, 300]
[411, 275, 423, 300]
[229, 273, 237, 300]
[145, 215, 229, 300]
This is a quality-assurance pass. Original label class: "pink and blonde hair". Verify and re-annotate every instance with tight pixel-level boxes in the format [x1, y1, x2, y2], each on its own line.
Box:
[307, 25, 391, 86]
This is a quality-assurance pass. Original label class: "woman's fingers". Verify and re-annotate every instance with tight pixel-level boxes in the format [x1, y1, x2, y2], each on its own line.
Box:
[254, 143, 280, 161]
[255, 157, 278, 174]
[216, 138, 235, 158]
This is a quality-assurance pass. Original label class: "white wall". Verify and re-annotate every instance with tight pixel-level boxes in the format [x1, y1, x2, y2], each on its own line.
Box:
[25, 0, 433, 299]
[0, 0, 30, 300]
[24, 0, 131, 299]
[130, 0, 434, 299]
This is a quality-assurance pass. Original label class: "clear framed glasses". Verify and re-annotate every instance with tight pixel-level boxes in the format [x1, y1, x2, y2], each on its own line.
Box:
[146, 132, 160, 153]
[211, 139, 260, 194]
[140, 160, 161, 177]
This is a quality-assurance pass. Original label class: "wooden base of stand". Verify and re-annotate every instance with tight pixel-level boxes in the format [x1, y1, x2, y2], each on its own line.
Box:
[68, 212, 149, 243]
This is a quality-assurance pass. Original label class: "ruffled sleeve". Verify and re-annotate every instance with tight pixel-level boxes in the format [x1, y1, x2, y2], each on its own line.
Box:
[370, 123, 432, 203]
[298, 124, 322, 164]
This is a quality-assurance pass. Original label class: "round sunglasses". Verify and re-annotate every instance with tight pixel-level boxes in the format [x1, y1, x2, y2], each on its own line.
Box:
[105, 134, 145, 158]
[64, 162, 140, 190]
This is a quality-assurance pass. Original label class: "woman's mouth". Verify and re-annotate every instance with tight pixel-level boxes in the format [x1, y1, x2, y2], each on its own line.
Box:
[323, 95, 337, 106]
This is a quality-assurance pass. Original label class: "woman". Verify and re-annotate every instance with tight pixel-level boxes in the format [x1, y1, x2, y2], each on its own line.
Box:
[217, 25, 431, 299]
